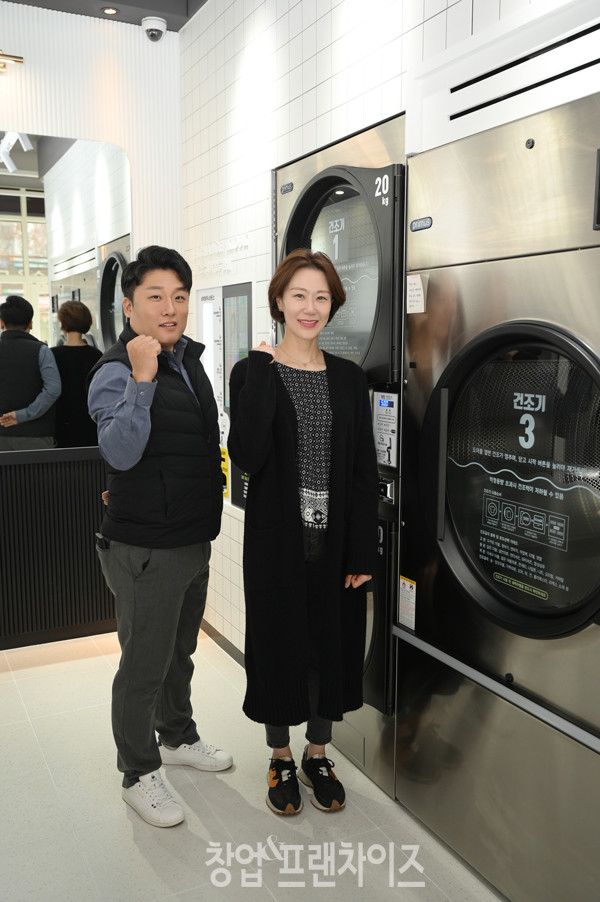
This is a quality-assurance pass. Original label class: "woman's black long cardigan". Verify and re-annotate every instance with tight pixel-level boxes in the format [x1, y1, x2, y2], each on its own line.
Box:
[228, 349, 379, 726]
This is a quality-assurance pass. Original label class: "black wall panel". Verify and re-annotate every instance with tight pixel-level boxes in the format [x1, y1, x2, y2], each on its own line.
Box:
[0, 448, 114, 648]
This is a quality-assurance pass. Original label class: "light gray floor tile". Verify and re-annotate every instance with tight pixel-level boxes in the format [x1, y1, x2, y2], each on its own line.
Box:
[4, 636, 107, 678]
[0, 721, 77, 849]
[0, 679, 28, 725]
[3, 832, 101, 902]
[75, 814, 215, 901]
[90, 631, 121, 656]
[31, 703, 114, 776]
[2, 719, 48, 777]
[0, 649, 12, 683]
[1, 630, 507, 902]
[14, 664, 113, 719]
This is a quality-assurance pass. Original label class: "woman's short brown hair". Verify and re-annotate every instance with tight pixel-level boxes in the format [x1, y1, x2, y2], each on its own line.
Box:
[268, 248, 346, 324]
[58, 300, 93, 334]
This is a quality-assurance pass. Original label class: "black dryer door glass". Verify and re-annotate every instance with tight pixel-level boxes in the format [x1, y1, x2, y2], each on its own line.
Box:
[297, 186, 379, 365]
[446, 342, 600, 623]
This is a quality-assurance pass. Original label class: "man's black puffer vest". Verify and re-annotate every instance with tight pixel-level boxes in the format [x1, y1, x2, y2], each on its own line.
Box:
[89, 325, 223, 548]
[0, 330, 56, 437]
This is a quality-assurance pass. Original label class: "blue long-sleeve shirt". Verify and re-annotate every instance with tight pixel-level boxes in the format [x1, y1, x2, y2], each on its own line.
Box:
[87, 338, 197, 471]
[16, 343, 62, 423]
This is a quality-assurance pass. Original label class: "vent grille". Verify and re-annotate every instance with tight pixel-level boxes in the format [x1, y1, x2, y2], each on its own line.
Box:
[408, 5, 600, 153]
[0, 453, 114, 647]
[450, 22, 600, 122]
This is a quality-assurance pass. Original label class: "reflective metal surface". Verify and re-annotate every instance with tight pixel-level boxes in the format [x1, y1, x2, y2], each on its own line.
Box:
[275, 115, 405, 254]
[399, 92, 600, 901]
[406, 92, 600, 271]
[404, 227, 600, 732]
[395, 642, 600, 902]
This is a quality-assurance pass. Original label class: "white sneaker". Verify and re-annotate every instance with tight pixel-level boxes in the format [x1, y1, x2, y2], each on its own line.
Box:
[160, 739, 233, 772]
[122, 771, 184, 827]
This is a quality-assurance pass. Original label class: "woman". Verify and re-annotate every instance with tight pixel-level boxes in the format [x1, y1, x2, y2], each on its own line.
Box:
[52, 300, 102, 447]
[228, 248, 378, 815]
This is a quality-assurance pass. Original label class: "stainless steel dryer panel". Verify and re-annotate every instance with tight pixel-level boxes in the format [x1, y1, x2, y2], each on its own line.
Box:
[406, 92, 600, 271]
[275, 115, 405, 257]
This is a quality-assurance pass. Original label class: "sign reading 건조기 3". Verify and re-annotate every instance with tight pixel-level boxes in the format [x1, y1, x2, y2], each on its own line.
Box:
[445, 348, 600, 614]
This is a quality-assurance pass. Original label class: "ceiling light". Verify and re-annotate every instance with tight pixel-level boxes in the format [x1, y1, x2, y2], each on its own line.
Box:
[0, 50, 24, 66]
[102, 7, 119, 14]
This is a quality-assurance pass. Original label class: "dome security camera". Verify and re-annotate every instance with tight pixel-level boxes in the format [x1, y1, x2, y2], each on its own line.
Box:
[141, 16, 167, 42]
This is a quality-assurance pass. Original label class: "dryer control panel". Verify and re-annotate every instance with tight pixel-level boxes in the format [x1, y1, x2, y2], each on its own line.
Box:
[373, 387, 399, 471]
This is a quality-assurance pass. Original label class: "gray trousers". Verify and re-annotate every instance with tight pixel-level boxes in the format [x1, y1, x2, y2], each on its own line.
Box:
[265, 659, 333, 749]
[96, 536, 211, 787]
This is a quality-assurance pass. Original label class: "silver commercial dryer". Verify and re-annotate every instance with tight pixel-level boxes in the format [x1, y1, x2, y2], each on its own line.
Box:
[274, 116, 405, 796]
[396, 92, 600, 902]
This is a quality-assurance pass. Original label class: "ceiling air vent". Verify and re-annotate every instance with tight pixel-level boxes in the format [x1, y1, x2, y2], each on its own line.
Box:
[450, 22, 600, 122]
[407, 3, 600, 154]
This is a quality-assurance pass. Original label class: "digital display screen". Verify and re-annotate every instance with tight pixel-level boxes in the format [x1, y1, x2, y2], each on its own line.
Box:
[379, 399, 394, 408]
[223, 285, 251, 411]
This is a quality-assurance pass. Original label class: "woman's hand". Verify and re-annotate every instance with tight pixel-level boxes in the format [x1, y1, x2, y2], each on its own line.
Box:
[344, 574, 372, 589]
[252, 340, 276, 359]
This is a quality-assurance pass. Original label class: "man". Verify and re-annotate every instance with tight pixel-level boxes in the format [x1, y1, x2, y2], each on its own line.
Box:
[88, 245, 230, 828]
[0, 295, 61, 450]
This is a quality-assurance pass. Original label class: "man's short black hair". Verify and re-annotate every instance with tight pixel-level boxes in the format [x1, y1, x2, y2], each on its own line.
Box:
[121, 246, 193, 300]
[0, 295, 34, 328]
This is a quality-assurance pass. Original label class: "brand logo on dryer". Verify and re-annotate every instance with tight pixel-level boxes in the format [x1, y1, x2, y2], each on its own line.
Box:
[410, 217, 433, 231]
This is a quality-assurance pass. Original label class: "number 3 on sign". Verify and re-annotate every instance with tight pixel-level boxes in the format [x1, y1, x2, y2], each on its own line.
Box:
[519, 413, 535, 449]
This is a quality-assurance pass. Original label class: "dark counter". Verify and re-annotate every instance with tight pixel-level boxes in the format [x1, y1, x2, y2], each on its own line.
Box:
[0, 447, 115, 649]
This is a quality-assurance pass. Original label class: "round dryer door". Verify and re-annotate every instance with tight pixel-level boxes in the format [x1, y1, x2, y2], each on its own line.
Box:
[422, 322, 600, 637]
[99, 252, 127, 348]
[279, 165, 400, 381]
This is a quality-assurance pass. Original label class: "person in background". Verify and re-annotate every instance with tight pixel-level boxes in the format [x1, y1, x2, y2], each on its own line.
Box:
[51, 300, 102, 447]
[228, 248, 379, 816]
[0, 294, 61, 450]
[88, 245, 230, 828]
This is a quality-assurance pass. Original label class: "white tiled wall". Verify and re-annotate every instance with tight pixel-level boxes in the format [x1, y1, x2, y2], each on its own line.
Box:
[181, 0, 589, 654]
[204, 506, 246, 646]
[1, 0, 182, 252]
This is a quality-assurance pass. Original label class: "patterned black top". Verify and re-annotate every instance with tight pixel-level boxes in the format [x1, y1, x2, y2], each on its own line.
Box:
[276, 362, 331, 531]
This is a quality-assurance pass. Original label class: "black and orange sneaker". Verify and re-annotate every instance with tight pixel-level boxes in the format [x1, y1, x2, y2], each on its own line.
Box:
[298, 745, 346, 812]
[266, 757, 303, 815]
